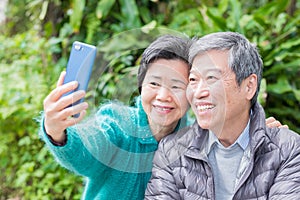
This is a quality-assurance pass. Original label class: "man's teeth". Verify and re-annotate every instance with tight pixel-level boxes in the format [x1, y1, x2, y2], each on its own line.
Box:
[197, 105, 214, 111]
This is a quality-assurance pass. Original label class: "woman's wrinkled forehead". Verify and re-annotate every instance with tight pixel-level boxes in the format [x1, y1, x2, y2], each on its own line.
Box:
[145, 58, 189, 82]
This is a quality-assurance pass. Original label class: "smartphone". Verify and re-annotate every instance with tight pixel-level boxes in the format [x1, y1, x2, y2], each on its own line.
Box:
[62, 41, 97, 117]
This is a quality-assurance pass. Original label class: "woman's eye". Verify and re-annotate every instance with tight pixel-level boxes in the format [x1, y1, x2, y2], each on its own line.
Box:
[172, 85, 180, 89]
[150, 82, 159, 86]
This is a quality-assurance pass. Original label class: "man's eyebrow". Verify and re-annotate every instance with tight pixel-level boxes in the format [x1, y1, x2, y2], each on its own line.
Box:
[190, 68, 222, 74]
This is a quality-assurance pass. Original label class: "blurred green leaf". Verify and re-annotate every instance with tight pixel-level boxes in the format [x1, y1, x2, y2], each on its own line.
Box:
[293, 89, 300, 102]
[258, 78, 267, 106]
[119, 0, 141, 28]
[96, 0, 116, 19]
[70, 0, 86, 32]
[267, 76, 292, 94]
[229, 0, 242, 32]
[264, 59, 300, 75]
[206, 7, 227, 30]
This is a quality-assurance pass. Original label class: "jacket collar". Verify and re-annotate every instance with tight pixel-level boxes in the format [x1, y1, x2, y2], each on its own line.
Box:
[248, 102, 267, 152]
[181, 122, 210, 160]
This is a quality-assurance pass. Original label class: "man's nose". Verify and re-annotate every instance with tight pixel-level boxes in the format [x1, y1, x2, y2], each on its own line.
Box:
[193, 79, 209, 99]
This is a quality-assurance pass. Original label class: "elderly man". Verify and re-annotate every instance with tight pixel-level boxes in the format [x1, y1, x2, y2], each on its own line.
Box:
[145, 32, 300, 200]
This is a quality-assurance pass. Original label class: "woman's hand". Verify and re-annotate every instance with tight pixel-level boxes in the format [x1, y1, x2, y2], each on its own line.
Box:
[43, 71, 89, 143]
[266, 117, 289, 129]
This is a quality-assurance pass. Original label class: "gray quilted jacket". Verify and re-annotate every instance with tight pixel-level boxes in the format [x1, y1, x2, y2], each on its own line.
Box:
[145, 103, 300, 200]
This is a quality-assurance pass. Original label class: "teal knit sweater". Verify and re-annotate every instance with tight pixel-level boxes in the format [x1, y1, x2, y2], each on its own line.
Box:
[39, 97, 188, 200]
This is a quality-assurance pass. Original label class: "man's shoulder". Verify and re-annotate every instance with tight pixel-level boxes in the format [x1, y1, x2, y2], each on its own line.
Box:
[161, 123, 194, 141]
[159, 122, 201, 153]
[155, 125, 195, 165]
[263, 127, 300, 157]
[266, 127, 300, 144]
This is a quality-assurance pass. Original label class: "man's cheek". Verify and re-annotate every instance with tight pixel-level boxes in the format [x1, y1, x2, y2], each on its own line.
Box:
[185, 86, 192, 100]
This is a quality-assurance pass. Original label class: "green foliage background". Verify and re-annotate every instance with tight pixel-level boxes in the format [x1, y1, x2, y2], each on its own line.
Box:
[0, 0, 299, 199]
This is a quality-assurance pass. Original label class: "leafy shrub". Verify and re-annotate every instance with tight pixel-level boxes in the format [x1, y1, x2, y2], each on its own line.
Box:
[0, 31, 83, 199]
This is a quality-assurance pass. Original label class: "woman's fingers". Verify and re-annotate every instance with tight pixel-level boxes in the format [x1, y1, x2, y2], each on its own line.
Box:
[55, 90, 86, 111]
[58, 101, 89, 120]
[44, 101, 88, 137]
[266, 117, 276, 125]
[266, 117, 288, 128]
[266, 117, 281, 128]
[44, 90, 87, 124]
[64, 109, 87, 127]
[49, 81, 79, 102]
[57, 71, 66, 87]
[280, 124, 289, 129]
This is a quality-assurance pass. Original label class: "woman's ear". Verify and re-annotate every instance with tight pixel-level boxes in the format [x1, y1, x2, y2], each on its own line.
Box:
[244, 74, 258, 100]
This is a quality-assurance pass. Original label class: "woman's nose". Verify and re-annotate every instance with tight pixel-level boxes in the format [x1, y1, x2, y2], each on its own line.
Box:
[156, 87, 172, 101]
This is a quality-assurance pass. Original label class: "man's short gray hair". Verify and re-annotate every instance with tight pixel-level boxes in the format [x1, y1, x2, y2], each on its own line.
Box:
[189, 32, 263, 106]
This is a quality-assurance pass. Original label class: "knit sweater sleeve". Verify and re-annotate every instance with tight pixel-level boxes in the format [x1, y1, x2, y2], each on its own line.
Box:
[38, 103, 137, 178]
[39, 119, 99, 177]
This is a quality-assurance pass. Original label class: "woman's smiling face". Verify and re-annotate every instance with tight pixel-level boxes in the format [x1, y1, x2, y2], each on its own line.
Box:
[141, 58, 190, 131]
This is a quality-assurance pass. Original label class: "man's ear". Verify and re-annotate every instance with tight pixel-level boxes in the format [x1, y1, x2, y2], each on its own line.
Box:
[244, 74, 258, 100]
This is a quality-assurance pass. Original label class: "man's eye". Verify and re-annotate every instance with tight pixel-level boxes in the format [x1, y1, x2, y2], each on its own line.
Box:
[207, 76, 216, 80]
[189, 77, 196, 82]
[206, 75, 219, 84]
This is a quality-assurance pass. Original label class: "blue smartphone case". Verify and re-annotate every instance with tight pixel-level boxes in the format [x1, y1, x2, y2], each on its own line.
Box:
[62, 41, 96, 117]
